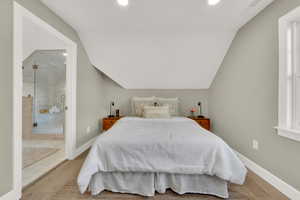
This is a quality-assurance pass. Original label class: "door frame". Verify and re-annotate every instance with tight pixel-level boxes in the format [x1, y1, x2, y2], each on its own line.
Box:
[13, 2, 77, 199]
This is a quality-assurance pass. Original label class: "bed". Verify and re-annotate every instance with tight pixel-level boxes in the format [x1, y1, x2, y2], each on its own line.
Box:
[77, 117, 247, 198]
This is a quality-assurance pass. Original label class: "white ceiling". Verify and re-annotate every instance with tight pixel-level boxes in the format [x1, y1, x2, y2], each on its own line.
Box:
[22, 16, 67, 89]
[41, 0, 273, 89]
[23, 16, 67, 60]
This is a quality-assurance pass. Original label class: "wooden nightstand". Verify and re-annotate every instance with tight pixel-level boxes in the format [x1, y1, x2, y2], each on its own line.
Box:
[102, 117, 122, 131]
[189, 117, 211, 131]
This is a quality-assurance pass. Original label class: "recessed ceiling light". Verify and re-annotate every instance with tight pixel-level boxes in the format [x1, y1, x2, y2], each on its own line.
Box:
[117, 0, 129, 7]
[63, 52, 68, 57]
[208, 0, 221, 6]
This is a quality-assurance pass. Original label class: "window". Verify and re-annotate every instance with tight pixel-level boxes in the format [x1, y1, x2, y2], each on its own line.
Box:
[278, 8, 300, 141]
[293, 23, 300, 131]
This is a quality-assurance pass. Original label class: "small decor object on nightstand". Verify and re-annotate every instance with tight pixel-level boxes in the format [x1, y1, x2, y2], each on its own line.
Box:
[197, 102, 205, 118]
[108, 101, 115, 118]
[116, 109, 120, 117]
[190, 108, 196, 117]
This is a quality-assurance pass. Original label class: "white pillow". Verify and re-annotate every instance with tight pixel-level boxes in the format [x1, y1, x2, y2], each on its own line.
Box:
[156, 97, 179, 116]
[143, 105, 171, 119]
[131, 96, 155, 116]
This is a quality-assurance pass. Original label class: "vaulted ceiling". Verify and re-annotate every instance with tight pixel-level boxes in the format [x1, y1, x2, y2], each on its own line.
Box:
[23, 17, 67, 87]
[41, 0, 273, 89]
[23, 16, 67, 60]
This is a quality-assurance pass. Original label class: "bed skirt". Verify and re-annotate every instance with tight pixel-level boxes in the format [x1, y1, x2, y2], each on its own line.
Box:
[88, 172, 229, 198]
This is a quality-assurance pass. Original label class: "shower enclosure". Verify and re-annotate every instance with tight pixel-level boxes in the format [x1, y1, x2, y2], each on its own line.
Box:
[23, 50, 66, 137]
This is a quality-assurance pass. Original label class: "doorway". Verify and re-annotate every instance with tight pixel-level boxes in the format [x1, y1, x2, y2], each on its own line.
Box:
[13, 2, 77, 198]
[22, 49, 67, 187]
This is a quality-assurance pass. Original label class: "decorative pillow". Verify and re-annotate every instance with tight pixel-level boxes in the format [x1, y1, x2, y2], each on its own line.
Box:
[131, 96, 155, 116]
[156, 97, 179, 116]
[143, 105, 171, 119]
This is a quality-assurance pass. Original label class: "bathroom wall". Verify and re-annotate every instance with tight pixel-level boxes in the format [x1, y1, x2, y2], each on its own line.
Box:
[23, 82, 65, 111]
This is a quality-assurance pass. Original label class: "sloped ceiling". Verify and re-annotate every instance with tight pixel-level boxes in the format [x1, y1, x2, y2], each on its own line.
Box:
[41, 0, 273, 89]
[23, 16, 67, 60]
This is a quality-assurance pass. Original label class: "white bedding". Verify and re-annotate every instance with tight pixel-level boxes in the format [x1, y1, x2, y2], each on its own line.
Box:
[89, 172, 229, 198]
[78, 117, 247, 194]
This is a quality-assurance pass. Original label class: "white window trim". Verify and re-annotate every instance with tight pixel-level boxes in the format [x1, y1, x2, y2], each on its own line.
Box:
[278, 6, 300, 142]
[275, 127, 300, 142]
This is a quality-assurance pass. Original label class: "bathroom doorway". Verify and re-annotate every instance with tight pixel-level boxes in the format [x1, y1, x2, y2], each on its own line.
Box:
[13, 2, 77, 194]
[22, 50, 67, 186]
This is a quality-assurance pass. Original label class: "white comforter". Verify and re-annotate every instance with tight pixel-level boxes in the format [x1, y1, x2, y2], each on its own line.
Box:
[78, 117, 247, 193]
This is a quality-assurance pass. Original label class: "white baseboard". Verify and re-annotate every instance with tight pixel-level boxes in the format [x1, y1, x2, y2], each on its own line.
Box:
[235, 151, 300, 200]
[70, 136, 97, 160]
[0, 190, 17, 200]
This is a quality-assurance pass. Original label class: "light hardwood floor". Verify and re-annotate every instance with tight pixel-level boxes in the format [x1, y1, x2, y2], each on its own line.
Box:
[22, 151, 288, 200]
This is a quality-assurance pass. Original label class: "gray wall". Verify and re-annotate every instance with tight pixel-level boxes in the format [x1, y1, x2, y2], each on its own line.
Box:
[0, 0, 13, 196]
[102, 75, 209, 118]
[209, 0, 300, 191]
[0, 0, 106, 196]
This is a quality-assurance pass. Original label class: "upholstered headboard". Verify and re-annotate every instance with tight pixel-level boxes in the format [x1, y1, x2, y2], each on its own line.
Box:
[131, 96, 179, 116]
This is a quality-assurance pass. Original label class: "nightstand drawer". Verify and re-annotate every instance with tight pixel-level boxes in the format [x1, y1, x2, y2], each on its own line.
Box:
[103, 123, 113, 131]
[189, 118, 211, 131]
[102, 117, 122, 131]
[106, 120, 115, 125]
[198, 120, 210, 130]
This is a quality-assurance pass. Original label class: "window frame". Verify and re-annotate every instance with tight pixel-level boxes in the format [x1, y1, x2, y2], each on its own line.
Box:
[277, 7, 300, 142]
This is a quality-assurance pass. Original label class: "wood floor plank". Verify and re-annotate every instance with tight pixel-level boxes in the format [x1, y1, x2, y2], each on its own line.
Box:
[21, 151, 288, 200]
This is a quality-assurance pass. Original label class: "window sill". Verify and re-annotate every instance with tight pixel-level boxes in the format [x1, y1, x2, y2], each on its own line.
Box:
[275, 127, 300, 142]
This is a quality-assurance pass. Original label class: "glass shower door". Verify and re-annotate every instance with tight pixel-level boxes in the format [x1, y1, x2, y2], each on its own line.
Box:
[29, 50, 66, 136]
